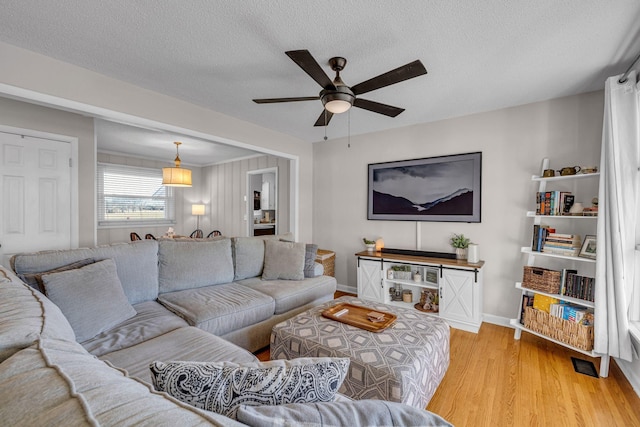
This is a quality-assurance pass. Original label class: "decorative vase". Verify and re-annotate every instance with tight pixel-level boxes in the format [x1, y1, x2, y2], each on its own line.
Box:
[366, 243, 376, 252]
[467, 243, 480, 264]
[455, 247, 467, 260]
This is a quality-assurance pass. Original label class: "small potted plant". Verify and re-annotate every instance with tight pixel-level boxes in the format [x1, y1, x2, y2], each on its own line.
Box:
[362, 238, 376, 252]
[450, 233, 471, 260]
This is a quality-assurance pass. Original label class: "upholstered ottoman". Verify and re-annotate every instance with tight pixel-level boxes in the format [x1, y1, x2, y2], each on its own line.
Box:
[270, 296, 450, 409]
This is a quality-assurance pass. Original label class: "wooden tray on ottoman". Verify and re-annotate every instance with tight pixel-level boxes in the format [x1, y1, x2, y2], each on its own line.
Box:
[321, 302, 397, 332]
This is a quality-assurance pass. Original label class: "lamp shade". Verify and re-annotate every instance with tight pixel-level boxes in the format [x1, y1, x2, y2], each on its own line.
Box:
[162, 167, 192, 187]
[162, 141, 192, 187]
[191, 204, 205, 216]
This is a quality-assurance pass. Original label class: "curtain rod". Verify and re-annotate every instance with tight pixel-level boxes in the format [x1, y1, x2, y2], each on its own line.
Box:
[618, 51, 640, 84]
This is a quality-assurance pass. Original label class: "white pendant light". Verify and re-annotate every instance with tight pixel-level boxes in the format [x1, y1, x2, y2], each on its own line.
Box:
[162, 141, 192, 187]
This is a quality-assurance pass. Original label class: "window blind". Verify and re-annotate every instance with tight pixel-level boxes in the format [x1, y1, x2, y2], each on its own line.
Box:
[97, 163, 175, 226]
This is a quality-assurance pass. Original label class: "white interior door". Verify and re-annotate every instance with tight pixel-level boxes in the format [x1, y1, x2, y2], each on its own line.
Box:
[0, 132, 72, 266]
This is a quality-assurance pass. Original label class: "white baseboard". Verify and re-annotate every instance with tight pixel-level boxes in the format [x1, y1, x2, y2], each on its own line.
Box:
[482, 313, 513, 328]
[336, 283, 357, 295]
[615, 357, 640, 398]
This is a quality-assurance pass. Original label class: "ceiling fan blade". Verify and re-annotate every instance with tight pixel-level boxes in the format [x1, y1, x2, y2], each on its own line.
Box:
[351, 60, 427, 95]
[313, 110, 334, 127]
[354, 98, 405, 117]
[253, 96, 319, 104]
[286, 50, 336, 90]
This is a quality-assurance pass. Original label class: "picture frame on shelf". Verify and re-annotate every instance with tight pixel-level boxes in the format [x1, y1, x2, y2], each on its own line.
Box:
[579, 235, 597, 259]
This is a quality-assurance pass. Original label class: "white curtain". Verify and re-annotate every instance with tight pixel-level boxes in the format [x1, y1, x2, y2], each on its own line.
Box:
[594, 71, 639, 362]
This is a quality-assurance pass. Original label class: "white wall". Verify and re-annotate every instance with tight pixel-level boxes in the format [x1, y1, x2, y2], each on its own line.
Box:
[0, 41, 314, 243]
[313, 91, 604, 319]
[202, 155, 290, 237]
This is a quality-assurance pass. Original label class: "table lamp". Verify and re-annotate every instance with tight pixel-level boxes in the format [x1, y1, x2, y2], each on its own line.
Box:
[192, 204, 205, 229]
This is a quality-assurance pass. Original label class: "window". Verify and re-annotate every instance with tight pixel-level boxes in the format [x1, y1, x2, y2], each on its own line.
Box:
[97, 163, 175, 227]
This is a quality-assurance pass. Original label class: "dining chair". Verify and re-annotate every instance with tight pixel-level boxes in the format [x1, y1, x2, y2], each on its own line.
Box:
[145, 233, 156, 240]
[130, 232, 142, 241]
[190, 229, 204, 238]
[207, 230, 222, 238]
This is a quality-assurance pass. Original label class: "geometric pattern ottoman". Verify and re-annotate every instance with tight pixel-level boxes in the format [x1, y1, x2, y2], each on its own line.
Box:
[270, 296, 450, 409]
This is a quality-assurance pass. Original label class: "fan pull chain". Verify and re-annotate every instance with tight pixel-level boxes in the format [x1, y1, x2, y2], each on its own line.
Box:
[323, 110, 328, 140]
[347, 109, 351, 148]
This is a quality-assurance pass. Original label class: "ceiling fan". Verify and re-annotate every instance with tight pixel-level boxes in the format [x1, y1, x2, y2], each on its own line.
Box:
[252, 50, 428, 127]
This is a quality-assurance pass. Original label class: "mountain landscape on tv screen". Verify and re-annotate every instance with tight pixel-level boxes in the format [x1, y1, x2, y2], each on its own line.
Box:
[372, 188, 473, 215]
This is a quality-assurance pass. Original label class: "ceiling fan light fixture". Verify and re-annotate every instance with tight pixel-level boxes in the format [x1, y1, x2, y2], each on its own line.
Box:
[162, 141, 192, 187]
[321, 88, 355, 114]
[325, 99, 352, 114]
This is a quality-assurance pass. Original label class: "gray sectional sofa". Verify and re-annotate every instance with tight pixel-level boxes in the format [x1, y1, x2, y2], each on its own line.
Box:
[0, 235, 451, 426]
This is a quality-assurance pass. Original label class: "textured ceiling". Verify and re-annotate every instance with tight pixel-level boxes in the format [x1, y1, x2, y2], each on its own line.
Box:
[1, 0, 639, 151]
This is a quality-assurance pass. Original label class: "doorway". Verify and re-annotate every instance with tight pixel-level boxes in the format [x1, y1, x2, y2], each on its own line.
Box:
[0, 127, 78, 266]
[247, 167, 277, 236]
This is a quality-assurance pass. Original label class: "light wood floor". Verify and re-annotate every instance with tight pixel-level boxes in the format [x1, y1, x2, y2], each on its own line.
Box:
[427, 323, 640, 427]
[256, 292, 640, 426]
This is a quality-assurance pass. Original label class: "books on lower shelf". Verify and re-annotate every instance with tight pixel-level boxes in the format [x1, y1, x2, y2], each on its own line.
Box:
[521, 266, 595, 303]
[548, 302, 594, 325]
[531, 227, 582, 254]
[519, 294, 534, 325]
[528, 294, 594, 326]
[561, 269, 595, 302]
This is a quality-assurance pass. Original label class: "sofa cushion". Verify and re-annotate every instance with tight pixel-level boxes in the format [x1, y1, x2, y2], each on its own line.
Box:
[82, 300, 189, 357]
[18, 258, 95, 292]
[150, 357, 350, 419]
[0, 267, 76, 363]
[231, 236, 265, 280]
[262, 240, 305, 280]
[100, 326, 258, 384]
[236, 400, 453, 427]
[41, 259, 137, 343]
[158, 238, 235, 293]
[236, 275, 337, 314]
[11, 240, 159, 304]
[158, 283, 275, 336]
[0, 338, 243, 427]
[304, 243, 319, 278]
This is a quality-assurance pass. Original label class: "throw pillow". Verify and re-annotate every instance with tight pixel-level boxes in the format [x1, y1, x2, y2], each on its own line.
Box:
[236, 400, 454, 427]
[278, 238, 319, 278]
[149, 357, 350, 419]
[304, 243, 319, 278]
[19, 258, 95, 292]
[41, 259, 136, 342]
[262, 240, 305, 280]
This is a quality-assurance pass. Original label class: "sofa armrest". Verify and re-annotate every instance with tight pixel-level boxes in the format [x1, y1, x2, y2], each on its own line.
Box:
[314, 262, 324, 276]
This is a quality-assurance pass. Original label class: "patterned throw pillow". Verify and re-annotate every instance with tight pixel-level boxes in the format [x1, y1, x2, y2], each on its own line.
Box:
[149, 358, 350, 419]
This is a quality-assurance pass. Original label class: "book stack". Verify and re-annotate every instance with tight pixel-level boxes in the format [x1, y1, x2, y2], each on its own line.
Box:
[531, 225, 554, 251]
[541, 232, 582, 256]
[561, 270, 595, 302]
[549, 302, 594, 325]
[536, 191, 574, 215]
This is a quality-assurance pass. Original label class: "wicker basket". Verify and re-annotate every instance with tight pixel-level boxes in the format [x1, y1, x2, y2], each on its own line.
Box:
[524, 307, 594, 351]
[316, 249, 335, 277]
[522, 266, 561, 294]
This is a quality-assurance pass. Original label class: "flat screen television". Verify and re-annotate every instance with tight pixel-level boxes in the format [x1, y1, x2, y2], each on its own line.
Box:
[367, 152, 481, 222]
